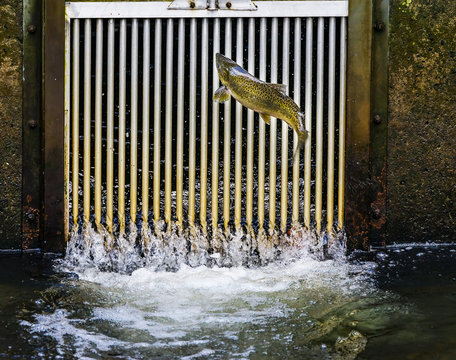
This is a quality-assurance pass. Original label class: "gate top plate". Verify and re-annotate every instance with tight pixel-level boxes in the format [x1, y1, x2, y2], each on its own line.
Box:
[65, 1, 348, 19]
[168, 0, 257, 11]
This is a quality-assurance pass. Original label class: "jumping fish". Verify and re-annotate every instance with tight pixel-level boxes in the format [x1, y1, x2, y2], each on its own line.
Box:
[213, 53, 308, 159]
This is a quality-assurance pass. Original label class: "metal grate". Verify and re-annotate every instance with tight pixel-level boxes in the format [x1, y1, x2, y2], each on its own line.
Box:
[64, 1, 348, 237]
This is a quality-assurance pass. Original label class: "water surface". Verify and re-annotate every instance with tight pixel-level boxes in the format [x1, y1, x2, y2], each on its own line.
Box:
[1, 244, 455, 359]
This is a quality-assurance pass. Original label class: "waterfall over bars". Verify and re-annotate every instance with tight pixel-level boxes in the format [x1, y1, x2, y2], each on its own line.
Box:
[64, 2, 348, 258]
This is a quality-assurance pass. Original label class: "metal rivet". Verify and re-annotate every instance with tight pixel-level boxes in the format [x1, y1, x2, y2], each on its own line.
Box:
[372, 206, 381, 219]
[373, 114, 382, 124]
[374, 21, 385, 32]
[27, 25, 37, 34]
[28, 119, 37, 129]
[27, 212, 36, 222]
[189, 1, 195, 8]
[226, 1, 232, 8]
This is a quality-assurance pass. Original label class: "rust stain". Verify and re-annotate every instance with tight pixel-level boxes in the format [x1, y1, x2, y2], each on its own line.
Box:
[371, 162, 387, 231]
[22, 205, 40, 250]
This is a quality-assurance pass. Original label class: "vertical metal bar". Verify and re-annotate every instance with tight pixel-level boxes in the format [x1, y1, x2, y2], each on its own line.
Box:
[223, 18, 232, 230]
[269, 17, 278, 232]
[338, 17, 347, 231]
[106, 19, 114, 233]
[22, 0, 43, 248]
[327, 17, 336, 234]
[200, 18, 209, 230]
[345, 0, 372, 249]
[234, 18, 243, 231]
[189, 18, 197, 226]
[280, 18, 289, 233]
[315, 17, 324, 233]
[43, 0, 65, 251]
[164, 18, 173, 226]
[142, 19, 150, 225]
[176, 18, 185, 227]
[83, 19, 91, 225]
[153, 19, 162, 222]
[292, 17, 301, 224]
[118, 19, 126, 233]
[64, 17, 71, 240]
[304, 17, 313, 229]
[130, 19, 138, 225]
[94, 19, 103, 228]
[258, 17, 266, 231]
[71, 19, 80, 227]
[211, 19, 220, 230]
[246, 18, 255, 230]
[370, 0, 388, 244]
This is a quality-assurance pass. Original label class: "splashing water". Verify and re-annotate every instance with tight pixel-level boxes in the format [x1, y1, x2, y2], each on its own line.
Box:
[20, 241, 383, 359]
[18, 224, 392, 359]
[62, 223, 347, 273]
[12, 244, 456, 359]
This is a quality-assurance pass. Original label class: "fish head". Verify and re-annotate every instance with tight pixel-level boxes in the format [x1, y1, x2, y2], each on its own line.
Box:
[215, 53, 238, 84]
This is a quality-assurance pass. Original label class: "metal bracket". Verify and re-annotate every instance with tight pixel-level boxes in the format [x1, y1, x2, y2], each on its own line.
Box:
[168, 0, 257, 11]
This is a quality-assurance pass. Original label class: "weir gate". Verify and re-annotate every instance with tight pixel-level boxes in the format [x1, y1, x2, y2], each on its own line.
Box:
[28, 0, 380, 252]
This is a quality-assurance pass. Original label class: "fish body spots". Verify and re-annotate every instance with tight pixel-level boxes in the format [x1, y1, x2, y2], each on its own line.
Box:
[215, 53, 308, 145]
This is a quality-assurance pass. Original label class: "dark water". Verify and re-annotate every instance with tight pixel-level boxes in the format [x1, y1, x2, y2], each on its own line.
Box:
[0, 244, 455, 359]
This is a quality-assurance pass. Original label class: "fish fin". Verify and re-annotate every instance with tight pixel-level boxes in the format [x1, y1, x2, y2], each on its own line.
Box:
[260, 113, 271, 125]
[213, 85, 231, 103]
[298, 111, 305, 132]
[292, 129, 309, 163]
[268, 83, 288, 94]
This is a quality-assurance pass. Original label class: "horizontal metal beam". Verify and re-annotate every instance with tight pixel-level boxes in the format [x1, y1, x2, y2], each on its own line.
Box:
[66, 1, 348, 18]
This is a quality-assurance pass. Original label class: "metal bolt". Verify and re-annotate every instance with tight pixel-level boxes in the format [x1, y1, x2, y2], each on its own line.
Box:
[189, 1, 195, 8]
[373, 114, 382, 124]
[226, 1, 232, 8]
[27, 25, 37, 34]
[27, 212, 36, 223]
[372, 206, 381, 220]
[28, 119, 37, 129]
[374, 20, 385, 32]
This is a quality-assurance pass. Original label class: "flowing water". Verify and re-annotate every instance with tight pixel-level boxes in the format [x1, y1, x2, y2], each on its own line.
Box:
[1, 241, 456, 359]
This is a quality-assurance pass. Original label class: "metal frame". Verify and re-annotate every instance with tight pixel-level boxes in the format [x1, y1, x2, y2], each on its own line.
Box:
[369, 0, 389, 246]
[345, 0, 373, 250]
[36, 0, 383, 252]
[66, 1, 348, 18]
[22, 0, 42, 249]
[42, 0, 66, 252]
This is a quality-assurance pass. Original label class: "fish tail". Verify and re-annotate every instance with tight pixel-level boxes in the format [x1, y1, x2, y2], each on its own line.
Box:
[292, 130, 308, 163]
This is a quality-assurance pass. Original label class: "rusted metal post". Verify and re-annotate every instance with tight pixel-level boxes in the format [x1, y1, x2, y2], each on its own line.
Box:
[345, 0, 373, 250]
[22, 0, 42, 249]
[43, 0, 65, 252]
[369, 0, 389, 246]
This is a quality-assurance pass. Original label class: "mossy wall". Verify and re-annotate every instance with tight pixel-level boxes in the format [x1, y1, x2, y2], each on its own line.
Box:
[388, 0, 456, 243]
[0, 0, 22, 248]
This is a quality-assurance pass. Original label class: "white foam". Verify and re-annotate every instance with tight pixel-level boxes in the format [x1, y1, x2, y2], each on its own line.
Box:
[61, 223, 347, 273]
[21, 309, 149, 359]
[24, 227, 379, 358]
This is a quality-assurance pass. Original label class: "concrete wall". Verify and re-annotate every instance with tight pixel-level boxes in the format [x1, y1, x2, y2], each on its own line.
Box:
[388, 0, 456, 243]
[0, 1, 22, 248]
